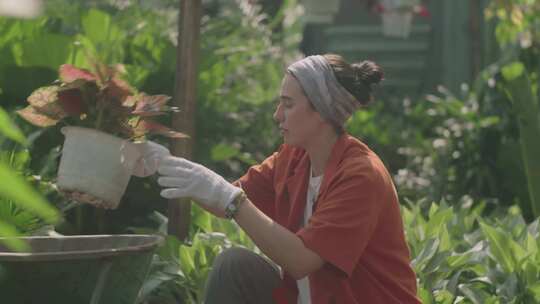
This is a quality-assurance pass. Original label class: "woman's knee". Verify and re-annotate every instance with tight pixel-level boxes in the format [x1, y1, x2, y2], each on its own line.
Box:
[205, 247, 280, 304]
[213, 247, 256, 275]
[211, 247, 279, 282]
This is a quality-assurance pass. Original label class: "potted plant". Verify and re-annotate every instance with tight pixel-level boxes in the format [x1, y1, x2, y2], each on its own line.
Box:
[17, 62, 186, 209]
[373, 0, 430, 38]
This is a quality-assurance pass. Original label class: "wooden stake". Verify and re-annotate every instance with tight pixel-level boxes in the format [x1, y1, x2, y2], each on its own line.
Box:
[169, 0, 202, 241]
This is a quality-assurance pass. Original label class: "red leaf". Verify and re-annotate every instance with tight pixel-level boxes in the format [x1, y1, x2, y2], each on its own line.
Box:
[27, 86, 66, 119]
[27, 86, 58, 108]
[17, 106, 60, 127]
[123, 95, 140, 107]
[59, 64, 96, 83]
[105, 77, 134, 102]
[135, 119, 189, 138]
[132, 94, 171, 116]
[58, 88, 86, 116]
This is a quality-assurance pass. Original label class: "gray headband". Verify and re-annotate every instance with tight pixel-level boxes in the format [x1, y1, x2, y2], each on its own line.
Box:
[287, 55, 360, 128]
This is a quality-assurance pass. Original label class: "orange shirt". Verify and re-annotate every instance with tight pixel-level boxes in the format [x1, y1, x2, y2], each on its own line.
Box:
[237, 134, 421, 304]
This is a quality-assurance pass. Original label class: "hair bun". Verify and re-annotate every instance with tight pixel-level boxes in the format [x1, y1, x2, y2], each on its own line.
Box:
[322, 54, 383, 106]
[351, 61, 384, 87]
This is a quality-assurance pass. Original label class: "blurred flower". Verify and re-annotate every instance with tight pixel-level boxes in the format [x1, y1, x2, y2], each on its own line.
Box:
[0, 0, 42, 18]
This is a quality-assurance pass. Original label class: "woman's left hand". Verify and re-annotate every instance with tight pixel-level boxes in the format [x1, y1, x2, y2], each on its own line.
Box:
[132, 141, 171, 177]
[157, 156, 242, 212]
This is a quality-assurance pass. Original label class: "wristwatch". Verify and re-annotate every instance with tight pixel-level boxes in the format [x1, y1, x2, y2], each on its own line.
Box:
[225, 191, 247, 219]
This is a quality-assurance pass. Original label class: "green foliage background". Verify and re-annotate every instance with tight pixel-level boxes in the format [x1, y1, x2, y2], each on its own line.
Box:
[0, 0, 539, 303]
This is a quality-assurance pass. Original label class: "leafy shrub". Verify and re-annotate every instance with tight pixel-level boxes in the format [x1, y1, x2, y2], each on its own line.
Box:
[0, 107, 60, 250]
[135, 206, 256, 303]
[405, 199, 540, 303]
[346, 83, 526, 212]
[137, 197, 540, 304]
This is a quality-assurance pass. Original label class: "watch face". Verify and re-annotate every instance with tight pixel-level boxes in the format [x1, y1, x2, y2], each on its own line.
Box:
[226, 192, 245, 219]
[225, 203, 236, 219]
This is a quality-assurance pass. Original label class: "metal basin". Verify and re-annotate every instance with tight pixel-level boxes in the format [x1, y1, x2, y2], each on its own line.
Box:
[0, 234, 163, 304]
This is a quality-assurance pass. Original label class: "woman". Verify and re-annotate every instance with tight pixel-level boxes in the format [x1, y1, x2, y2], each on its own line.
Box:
[136, 54, 421, 303]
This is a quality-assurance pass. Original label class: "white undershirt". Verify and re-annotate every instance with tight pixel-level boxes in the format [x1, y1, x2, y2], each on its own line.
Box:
[297, 167, 323, 304]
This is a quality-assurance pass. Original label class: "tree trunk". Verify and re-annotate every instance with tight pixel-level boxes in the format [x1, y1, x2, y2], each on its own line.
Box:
[169, 0, 202, 241]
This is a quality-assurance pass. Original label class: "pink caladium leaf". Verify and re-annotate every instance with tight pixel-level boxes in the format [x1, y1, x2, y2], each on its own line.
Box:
[132, 94, 172, 116]
[135, 119, 189, 138]
[16, 106, 60, 127]
[26, 86, 67, 120]
[59, 64, 96, 83]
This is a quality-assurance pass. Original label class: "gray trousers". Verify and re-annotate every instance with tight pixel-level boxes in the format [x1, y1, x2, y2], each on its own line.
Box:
[204, 247, 281, 304]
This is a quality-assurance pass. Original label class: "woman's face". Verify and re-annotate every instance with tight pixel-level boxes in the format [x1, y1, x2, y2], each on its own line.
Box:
[273, 73, 326, 147]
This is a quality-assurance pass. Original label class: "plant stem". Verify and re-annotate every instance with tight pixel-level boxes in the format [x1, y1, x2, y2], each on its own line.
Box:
[95, 99, 105, 131]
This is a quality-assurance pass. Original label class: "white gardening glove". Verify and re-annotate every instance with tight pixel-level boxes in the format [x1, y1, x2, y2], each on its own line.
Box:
[157, 156, 242, 211]
[132, 141, 171, 177]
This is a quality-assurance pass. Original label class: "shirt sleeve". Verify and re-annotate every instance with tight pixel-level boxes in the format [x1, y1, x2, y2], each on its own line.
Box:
[296, 166, 384, 277]
[233, 150, 279, 218]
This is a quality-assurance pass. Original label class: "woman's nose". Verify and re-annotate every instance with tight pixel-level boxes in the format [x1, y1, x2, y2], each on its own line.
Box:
[273, 103, 283, 123]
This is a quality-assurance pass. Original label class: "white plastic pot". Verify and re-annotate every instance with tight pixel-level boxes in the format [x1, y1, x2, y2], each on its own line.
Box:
[381, 10, 413, 38]
[57, 127, 142, 209]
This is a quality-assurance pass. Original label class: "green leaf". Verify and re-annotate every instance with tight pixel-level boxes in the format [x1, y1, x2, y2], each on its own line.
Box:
[178, 244, 195, 274]
[439, 225, 452, 251]
[498, 274, 518, 300]
[526, 232, 538, 255]
[0, 220, 29, 251]
[446, 270, 464, 295]
[161, 235, 181, 254]
[528, 282, 540, 302]
[434, 289, 454, 304]
[423, 251, 450, 274]
[14, 33, 75, 70]
[0, 199, 43, 234]
[0, 107, 26, 145]
[412, 237, 439, 271]
[459, 284, 487, 304]
[448, 241, 485, 269]
[192, 204, 213, 232]
[479, 116, 500, 128]
[417, 286, 434, 304]
[480, 222, 518, 273]
[137, 268, 177, 302]
[523, 261, 539, 286]
[0, 161, 59, 224]
[501, 62, 525, 81]
[82, 9, 113, 44]
[0, 149, 30, 172]
[211, 143, 239, 161]
[425, 205, 453, 245]
[81, 9, 124, 63]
